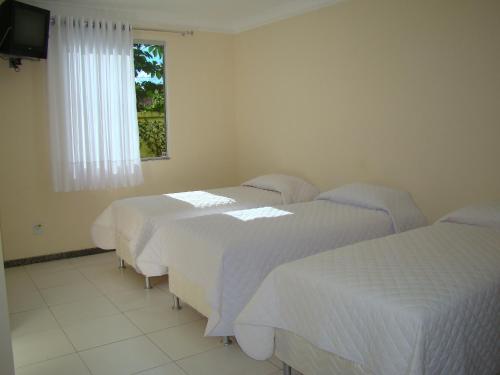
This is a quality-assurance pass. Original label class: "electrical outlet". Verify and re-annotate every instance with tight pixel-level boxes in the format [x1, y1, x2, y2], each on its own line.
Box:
[33, 224, 44, 236]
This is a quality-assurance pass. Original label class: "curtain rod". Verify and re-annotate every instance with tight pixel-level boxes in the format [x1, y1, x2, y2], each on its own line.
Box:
[49, 17, 194, 36]
[134, 27, 194, 36]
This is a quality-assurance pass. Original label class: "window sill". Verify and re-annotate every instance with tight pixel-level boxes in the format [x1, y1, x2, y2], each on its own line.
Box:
[141, 156, 170, 162]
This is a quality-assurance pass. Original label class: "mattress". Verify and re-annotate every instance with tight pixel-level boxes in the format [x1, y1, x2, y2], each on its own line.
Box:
[91, 186, 283, 266]
[235, 223, 500, 375]
[138, 201, 397, 336]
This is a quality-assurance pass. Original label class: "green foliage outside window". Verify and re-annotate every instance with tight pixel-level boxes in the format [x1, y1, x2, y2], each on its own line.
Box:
[133, 43, 167, 158]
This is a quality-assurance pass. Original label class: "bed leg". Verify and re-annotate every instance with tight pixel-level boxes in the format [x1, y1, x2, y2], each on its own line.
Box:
[282, 363, 292, 375]
[222, 336, 232, 346]
[144, 276, 152, 289]
[118, 258, 126, 269]
[172, 296, 182, 310]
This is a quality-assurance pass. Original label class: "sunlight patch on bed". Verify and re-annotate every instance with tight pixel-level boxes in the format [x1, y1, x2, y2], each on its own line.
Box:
[164, 191, 236, 208]
[224, 207, 293, 222]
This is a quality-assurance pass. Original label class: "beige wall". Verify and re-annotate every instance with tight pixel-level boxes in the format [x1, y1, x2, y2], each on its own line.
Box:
[0, 30, 238, 260]
[2, 0, 500, 260]
[234, 0, 500, 222]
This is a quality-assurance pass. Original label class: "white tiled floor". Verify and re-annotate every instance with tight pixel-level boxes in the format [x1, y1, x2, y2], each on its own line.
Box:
[6, 252, 283, 375]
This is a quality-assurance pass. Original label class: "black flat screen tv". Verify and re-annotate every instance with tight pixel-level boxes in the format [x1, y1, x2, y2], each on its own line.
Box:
[0, 0, 50, 59]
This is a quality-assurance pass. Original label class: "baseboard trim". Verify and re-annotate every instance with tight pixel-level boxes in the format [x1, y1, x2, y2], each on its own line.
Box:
[4, 248, 115, 268]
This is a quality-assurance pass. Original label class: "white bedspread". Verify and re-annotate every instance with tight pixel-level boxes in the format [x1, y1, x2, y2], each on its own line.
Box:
[235, 223, 500, 375]
[91, 186, 283, 260]
[138, 201, 400, 336]
[317, 183, 427, 233]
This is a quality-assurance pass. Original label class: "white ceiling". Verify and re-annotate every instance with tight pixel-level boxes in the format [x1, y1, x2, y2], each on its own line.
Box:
[26, 0, 341, 33]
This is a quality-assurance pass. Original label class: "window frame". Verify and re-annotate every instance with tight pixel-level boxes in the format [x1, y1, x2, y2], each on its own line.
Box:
[133, 39, 170, 161]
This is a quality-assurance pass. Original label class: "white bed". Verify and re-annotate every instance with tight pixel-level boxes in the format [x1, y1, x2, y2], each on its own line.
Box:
[137, 183, 427, 337]
[91, 174, 319, 286]
[234, 203, 500, 375]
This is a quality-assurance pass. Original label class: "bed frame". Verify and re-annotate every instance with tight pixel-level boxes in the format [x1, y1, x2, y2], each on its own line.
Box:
[168, 267, 233, 345]
[170, 267, 373, 369]
[275, 329, 372, 375]
[116, 231, 155, 289]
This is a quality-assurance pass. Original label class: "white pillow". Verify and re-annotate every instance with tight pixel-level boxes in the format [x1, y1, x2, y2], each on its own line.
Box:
[242, 174, 319, 204]
[316, 183, 427, 233]
[438, 203, 500, 230]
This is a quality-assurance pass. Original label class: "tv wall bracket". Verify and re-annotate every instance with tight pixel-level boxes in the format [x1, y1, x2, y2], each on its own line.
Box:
[8, 57, 21, 71]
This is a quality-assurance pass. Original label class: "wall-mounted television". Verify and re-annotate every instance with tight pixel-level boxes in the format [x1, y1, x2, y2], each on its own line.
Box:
[0, 0, 50, 59]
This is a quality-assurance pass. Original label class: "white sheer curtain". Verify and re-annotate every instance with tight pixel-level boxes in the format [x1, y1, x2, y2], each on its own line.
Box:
[48, 16, 143, 192]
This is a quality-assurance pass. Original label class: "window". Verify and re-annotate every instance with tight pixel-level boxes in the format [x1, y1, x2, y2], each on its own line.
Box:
[133, 42, 168, 159]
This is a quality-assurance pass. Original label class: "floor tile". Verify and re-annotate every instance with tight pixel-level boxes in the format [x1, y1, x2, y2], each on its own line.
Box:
[15, 353, 91, 375]
[150, 275, 169, 291]
[77, 262, 123, 279]
[25, 259, 76, 274]
[107, 287, 172, 312]
[176, 345, 277, 375]
[88, 269, 147, 294]
[12, 328, 74, 368]
[5, 266, 27, 275]
[30, 269, 87, 289]
[5, 253, 287, 375]
[70, 252, 117, 267]
[5, 267, 29, 285]
[148, 320, 221, 360]
[7, 286, 46, 313]
[79, 336, 170, 375]
[10, 307, 59, 338]
[124, 303, 202, 334]
[268, 370, 302, 375]
[62, 313, 142, 350]
[269, 355, 283, 369]
[51, 296, 120, 326]
[5, 271, 37, 297]
[135, 363, 186, 375]
[40, 280, 102, 306]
